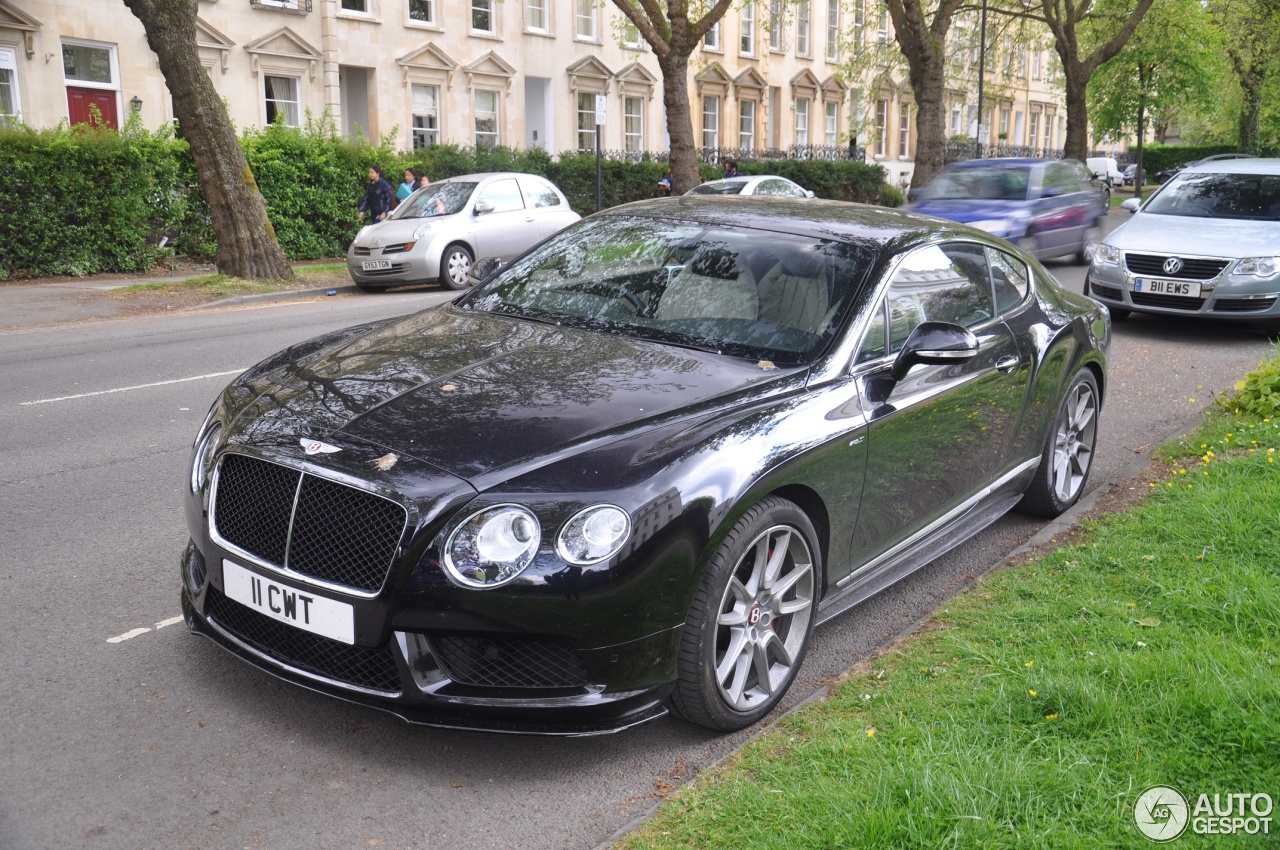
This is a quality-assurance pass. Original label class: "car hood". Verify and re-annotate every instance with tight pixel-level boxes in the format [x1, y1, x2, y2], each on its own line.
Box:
[1111, 213, 1280, 258]
[354, 215, 453, 244]
[228, 307, 802, 485]
[906, 198, 1030, 222]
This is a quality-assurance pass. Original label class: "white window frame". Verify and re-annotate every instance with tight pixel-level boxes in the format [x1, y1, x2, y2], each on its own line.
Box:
[622, 19, 642, 48]
[999, 107, 1010, 138]
[577, 92, 597, 152]
[796, 2, 811, 56]
[950, 103, 963, 137]
[0, 47, 21, 122]
[769, 0, 783, 51]
[702, 95, 720, 149]
[475, 88, 500, 146]
[874, 98, 888, 157]
[898, 101, 910, 158]
[824, 100, 838, 145]
[741, 2, 756, 55]
[411, 83, 440, 148]
[1028, 111, 1040, 151]
[825, 0, 840, 62]
[624, 95, 644, 152]
[1032, 50, 1042, 80]
[264, 74, 300, 127]
[704, 22, 721, 51]
[739, 98, 756, 150]
[61, 38, 120, 92]
[574, 0, 599, 41]
[877, 10, 889, 44]
[795, 97, 809, 146]
[339, 0, 371, 15]
[408, 0, 436, 26]
[525, 0, 549, 33]
[471, 0, 495, 34]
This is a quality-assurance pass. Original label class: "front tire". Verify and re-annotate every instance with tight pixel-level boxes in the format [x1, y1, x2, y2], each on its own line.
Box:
[1077, 224, 1103, 265]
[1020, 369, 1100, 518]
[669, 498, 819, 731]
[440, 243, 475, 291]
[356, 282, 387, 293]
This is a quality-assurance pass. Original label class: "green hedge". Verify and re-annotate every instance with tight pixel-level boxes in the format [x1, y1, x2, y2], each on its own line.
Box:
[0, 117, 889, 278]
[1139, 143, 1280, 175]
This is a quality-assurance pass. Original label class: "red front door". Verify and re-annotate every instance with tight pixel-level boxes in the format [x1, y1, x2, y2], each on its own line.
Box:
[66, 87, 119, 129]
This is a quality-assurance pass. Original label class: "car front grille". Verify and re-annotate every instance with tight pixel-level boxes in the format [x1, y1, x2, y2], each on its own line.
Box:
[354, 246, 372, 257]
[431, 636, 590, 689]
[1125, 254, 1230, 280]
[1131, 292, 1207, 310]
[206, 586, 402, 693]
[1090, 282, 1124, 300]
[1214, 297, 1278, 313]
[213, 453, 407, 594]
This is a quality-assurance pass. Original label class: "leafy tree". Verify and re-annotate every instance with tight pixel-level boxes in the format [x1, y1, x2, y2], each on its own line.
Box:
[1208, 0, 1280, 151]
[122, 0, 292, 280]
[607, 0, 737, 194]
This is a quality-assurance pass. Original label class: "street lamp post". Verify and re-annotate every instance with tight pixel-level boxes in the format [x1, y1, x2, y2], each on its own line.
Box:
[975, 0, 988, 159]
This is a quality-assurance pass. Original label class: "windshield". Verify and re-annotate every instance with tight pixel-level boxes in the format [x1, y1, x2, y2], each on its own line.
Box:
[922, 166, 1031, 201]
[455, 215, 875, 365]
[392, 181, 477, 219]
[689, 181, 748, 195]
[1142, 172, 1280, 220]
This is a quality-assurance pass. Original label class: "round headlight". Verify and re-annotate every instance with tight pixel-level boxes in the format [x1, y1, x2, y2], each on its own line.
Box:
[443, 505, 541, 588]
[412, 223, 433, 240]
[190, 422, 221, 493]
[556, 505, 631, 566]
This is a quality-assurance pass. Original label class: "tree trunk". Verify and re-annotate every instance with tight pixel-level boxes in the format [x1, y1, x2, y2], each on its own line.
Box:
[1238, 69, 1264, 153]
[659, 53, 700, 195]
[906, 56, 947, 189]
[123, 0, 292, 281]
[1061, 66, 1091, 162]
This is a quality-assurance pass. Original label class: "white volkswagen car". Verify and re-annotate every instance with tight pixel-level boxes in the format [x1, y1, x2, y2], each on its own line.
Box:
[347, 172, 581, 292]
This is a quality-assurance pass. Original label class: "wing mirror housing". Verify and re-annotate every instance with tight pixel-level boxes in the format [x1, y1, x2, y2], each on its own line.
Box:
[1120, 197, 1142, 213]
[890, 321, 981, 382]
[473, 199, 495, 215]
[469, 257, 505, 284]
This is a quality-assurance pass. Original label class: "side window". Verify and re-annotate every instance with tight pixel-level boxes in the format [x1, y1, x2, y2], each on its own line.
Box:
[520, 177, 561, 208]
[878, 243, 995, 356]
[987, 247, 1030, 312]
[758, 178, 804, 197]
[1042, 163, 1079, 196]
[476, 178, 525, 213]
[856, 300, 888, 363]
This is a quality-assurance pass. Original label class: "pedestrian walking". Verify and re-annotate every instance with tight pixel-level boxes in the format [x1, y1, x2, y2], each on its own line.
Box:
[358, 165, 395, 224]
[397, 168, 419, 204]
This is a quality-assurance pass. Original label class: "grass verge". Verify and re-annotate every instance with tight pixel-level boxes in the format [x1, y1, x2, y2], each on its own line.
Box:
[619, 412, 1280, 849]
[115, 260, 352, 304]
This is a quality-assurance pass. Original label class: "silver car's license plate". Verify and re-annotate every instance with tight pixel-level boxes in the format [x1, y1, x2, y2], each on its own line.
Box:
[1131, 277, 1201, 298]
[361, 260, 392, 271]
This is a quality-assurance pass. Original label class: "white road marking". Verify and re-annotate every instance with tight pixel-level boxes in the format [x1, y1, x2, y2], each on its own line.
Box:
[107, 615, 185, 645]
[20, 370, 247, 406]
[155, 616, 184, 630]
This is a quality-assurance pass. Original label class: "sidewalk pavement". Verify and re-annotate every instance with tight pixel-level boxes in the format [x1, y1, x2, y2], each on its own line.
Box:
[0, 274, 361, 333]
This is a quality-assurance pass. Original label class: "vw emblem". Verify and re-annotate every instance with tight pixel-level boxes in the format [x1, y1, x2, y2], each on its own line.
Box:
[1162, 256, 1184, 275]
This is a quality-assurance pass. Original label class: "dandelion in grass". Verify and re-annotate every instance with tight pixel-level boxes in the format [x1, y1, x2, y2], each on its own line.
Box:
[1045, 713, 1059, 720]
[866, 727, 876, 738]
[1029, 689, 1037, 697]
[1024, 661, 1034, 668]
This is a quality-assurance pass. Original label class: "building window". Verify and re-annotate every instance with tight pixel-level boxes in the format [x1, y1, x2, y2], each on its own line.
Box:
[824, 100, 838, 145]
[1029, 111, 1040, 151]
[702, 95, 720, 148]
[739, 99, 756, 149]
[475, 89, 499, 146]
[1003, 36, 1013, 75]
[795, 97, 809, 145]
[575, 0, 598, 40]
[950, 102, 963, 137]
[472, 0, 494, 33]
[577, 92, 598, 152]
[704, 22, 720, 51]
[0, 48, 20, 122]
[874, 98, 887, 157]
[796, 2, 811, 55]
[264, 75, 299, 127]
[63, 41, 115, 86]
[623, 19, 641, 47]
[854, 0, 866, 45]
[877, 10, 889, 44]
[412, 84, 439, 148]
[769, 0, 783, 51]
[999, 107, 1010, 139]
[409, 0, 435, 24]
[526, 0, 548, 32]
[826, 0, 840, 61]
[624, 96, 644, 151]
[340, 0, 367, 12]
[1018, 46, 1027, 78]
[898, 102, 910, 157]
[741, 2, 756, 54]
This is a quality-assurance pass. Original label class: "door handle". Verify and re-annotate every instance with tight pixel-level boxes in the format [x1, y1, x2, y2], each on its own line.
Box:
[996, 355, 1021, 373]
[524, 216, 535, 222]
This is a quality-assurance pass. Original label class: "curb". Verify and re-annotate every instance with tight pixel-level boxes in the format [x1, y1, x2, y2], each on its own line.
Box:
[589, 409, 1208, 850]
[182, 284, 361, 311]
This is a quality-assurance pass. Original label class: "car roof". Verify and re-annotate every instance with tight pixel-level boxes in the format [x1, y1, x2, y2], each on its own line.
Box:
[435, 172, 553, 184]
[947, 157, 1048, 170]
[602, 195, 992, 249]
[1182, 158, 1280, 175]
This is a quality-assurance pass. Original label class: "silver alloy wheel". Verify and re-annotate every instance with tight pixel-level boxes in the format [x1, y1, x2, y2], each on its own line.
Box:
[712, 524, 815, 711]
[1052, 380, 1098, 503]
[444, 247, 472, 288]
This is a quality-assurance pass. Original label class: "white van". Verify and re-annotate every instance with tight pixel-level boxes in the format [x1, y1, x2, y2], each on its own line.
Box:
[1086, 157, 1124, 188]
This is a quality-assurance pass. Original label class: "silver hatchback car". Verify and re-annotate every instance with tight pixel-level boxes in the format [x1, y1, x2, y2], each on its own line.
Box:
[1087, 160, 1280, 325]
[347, 172, 581, 292]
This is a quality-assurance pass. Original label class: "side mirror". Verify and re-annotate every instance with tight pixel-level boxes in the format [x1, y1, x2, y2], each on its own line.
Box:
[1120, 198, 1142, 214]
[890, 321, 980, 382]
[804, 190, 816, 199]
[473, 199, 495, 215]
[469, 256, 505, 283]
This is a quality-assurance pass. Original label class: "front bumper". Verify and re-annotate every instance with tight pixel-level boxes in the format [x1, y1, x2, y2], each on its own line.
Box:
[1088, 257, 1280, 320]
[181, 542, 680, 735]
[346, 248, 439, 286]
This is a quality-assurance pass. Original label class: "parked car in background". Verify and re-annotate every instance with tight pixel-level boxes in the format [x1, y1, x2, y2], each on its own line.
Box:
[1153, 152, 1257, 185]
[906, 158, 1109, 263]
[183, 197, 1109, 735]
[1123, 164, 1138, 186]
[1087, 159, 1280, 325]
[687, 175, 816, 198]
[346, 172, 580, 292]
[1087, 156, 1124, 188]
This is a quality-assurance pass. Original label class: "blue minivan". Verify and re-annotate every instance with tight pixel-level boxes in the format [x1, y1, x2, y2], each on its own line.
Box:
[907, 158, 1109, 264]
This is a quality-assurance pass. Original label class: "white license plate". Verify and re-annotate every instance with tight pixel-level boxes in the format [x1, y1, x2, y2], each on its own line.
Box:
[222, 560, 355, 644]
[1132, 277, 1201, 298]
[361, 260, 392, 271]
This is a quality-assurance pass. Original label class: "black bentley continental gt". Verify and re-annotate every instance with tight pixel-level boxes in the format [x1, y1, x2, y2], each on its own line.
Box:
[182, 197, 1110, 734]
